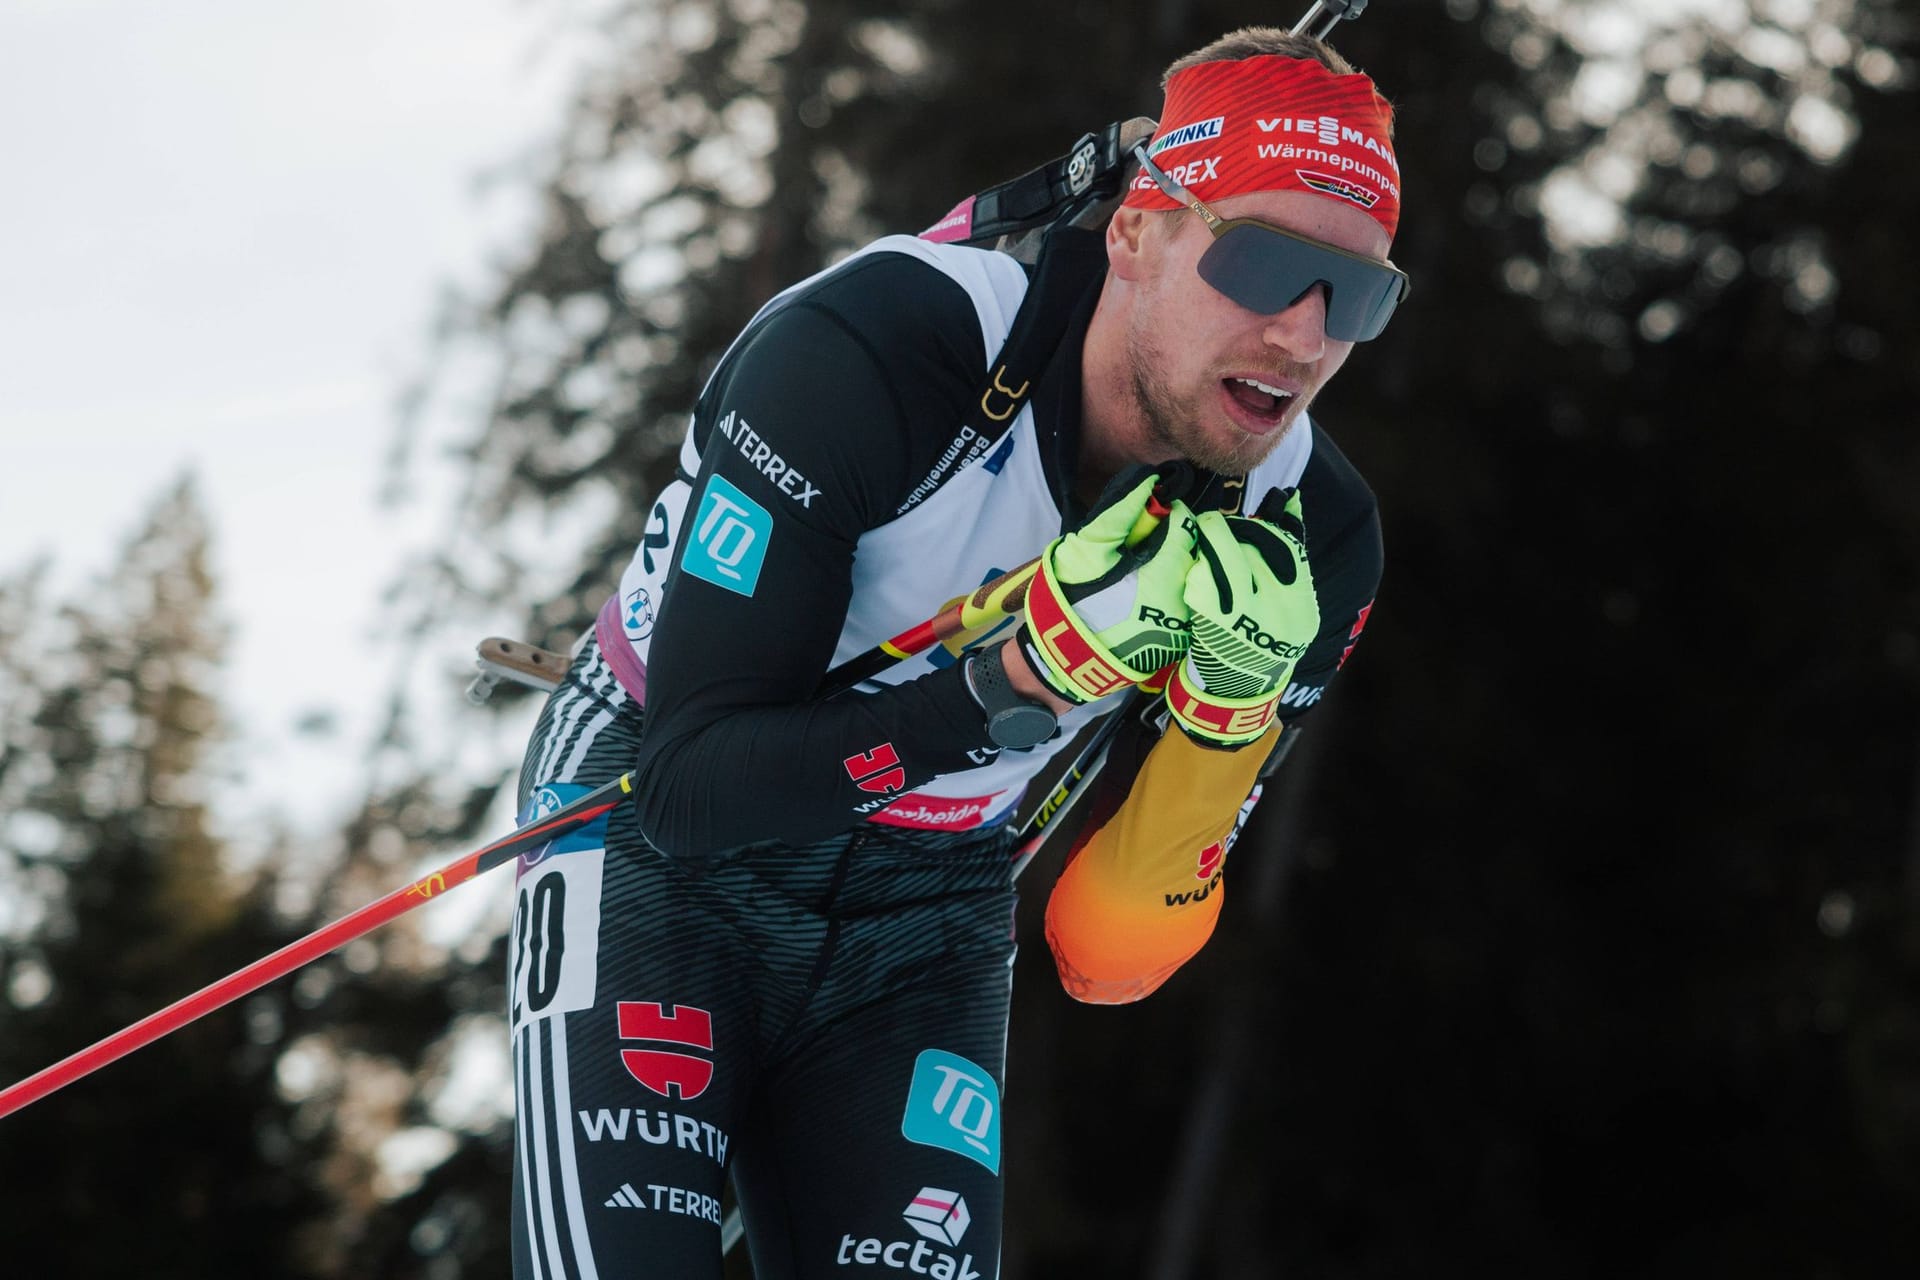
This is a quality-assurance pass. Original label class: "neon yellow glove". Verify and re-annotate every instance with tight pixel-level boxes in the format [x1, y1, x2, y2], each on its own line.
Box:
[1020, 469, 1197, 704]
[1166, 490, 1318, 746]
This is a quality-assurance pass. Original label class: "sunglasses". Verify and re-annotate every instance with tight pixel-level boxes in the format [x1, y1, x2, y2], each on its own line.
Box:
[1132, 144, 1410, 343]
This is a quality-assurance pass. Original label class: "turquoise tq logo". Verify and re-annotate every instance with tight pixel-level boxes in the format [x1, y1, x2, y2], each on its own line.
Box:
[682, 475, 770, 596]
[901, 1049, 1000, 1173]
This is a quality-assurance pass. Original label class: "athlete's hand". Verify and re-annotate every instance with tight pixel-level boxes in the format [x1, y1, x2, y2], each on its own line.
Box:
[1166, 488, 1319, 747]
[1019, 467, 1198, 704]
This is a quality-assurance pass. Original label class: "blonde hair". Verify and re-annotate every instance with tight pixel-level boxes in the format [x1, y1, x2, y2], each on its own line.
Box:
[1160, 27, 1389, 139]
[1163, 26, 1356, 82]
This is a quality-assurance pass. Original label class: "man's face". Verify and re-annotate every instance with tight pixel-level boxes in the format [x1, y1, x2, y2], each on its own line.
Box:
[1122, 188, 1391, 475]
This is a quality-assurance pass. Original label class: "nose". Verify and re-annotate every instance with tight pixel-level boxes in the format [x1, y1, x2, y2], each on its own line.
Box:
[1261, 284, 1329, 362]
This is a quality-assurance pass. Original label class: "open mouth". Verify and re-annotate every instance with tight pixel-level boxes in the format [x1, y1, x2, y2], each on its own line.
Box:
[1222, 375, 1297, 430]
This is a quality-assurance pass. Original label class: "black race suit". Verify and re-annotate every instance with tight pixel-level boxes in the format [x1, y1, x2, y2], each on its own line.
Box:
[507, 227, 1383, 1279]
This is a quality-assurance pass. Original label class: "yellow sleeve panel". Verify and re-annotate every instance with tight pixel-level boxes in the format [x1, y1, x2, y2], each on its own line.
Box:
[1043, 721, 1279, 1005]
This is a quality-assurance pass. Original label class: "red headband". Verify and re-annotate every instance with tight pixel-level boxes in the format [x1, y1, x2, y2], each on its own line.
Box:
[1123, 55, 1400, 239]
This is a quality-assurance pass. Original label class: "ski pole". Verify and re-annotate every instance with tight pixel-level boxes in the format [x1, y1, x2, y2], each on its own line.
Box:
[1008, 699, 1133, 879]
[0, 774, 635, 1122]
[816, 486, 1175, 695]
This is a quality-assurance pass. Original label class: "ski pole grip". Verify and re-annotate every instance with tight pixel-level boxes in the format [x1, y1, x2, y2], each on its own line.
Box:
[1124, 484, 1175, 547]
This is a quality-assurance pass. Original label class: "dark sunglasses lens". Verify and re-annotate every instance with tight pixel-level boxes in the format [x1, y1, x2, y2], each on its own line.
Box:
[1196, 223, 1404, 342]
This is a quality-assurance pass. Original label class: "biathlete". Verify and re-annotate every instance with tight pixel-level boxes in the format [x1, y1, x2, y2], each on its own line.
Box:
[506, 25, 1403, 1280]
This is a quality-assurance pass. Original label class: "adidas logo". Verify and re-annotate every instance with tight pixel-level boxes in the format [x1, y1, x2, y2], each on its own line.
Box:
[605, 1183, 647, 1209]
[601, 1182, 725, 1225]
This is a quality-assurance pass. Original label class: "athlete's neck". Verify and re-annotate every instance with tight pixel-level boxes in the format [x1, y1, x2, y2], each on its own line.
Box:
[1076, 280, 1152, 506]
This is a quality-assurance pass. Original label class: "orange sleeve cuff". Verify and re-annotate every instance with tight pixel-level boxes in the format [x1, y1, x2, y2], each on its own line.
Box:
[1043, 722, 1277, 1003]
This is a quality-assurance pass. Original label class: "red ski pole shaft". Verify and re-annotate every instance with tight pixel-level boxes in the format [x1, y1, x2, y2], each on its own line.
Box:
[0, 772, 634, 1122]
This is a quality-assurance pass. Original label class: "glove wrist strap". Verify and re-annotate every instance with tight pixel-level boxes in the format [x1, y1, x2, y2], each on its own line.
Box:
[1166, 658, 1282, 745]
[1022, 551, 1150, 702]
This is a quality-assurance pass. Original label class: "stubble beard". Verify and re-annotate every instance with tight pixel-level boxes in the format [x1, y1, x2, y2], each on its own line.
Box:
[1126, 319, 1305, 478]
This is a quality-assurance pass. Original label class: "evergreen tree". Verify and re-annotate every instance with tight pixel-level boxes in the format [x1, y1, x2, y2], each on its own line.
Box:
[0, 477, 330, 1277]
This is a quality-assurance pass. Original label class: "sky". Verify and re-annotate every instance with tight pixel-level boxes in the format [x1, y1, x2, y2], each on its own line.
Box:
[0, 0, 585, 838]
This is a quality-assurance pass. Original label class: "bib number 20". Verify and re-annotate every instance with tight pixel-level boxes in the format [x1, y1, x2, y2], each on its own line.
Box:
[508, 853, 605, 1040]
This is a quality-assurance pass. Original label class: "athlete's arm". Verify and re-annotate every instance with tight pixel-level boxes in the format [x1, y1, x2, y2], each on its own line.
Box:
[1264, 429, 1384, 729]
[1043, 437, 1384, 1002]
[629, 253, 1008, 862]
[1044, 712, 1274, 1004]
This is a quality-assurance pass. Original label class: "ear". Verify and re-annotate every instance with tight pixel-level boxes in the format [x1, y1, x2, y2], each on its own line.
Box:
[1105, 206, 1155, 283]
